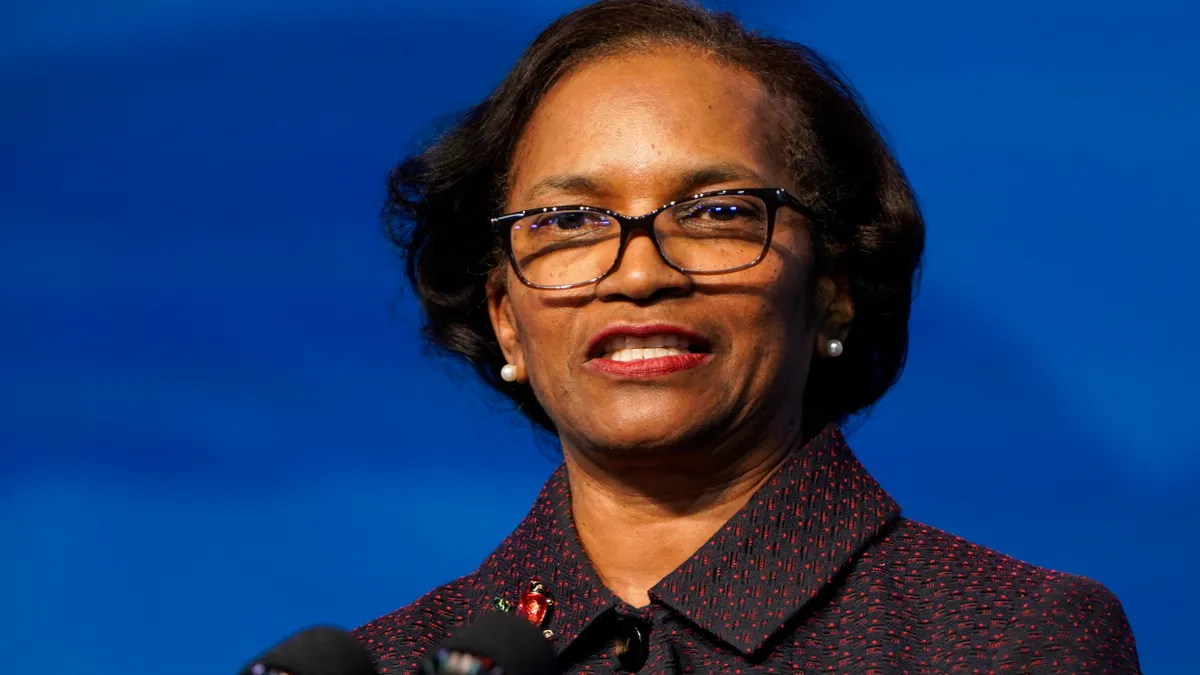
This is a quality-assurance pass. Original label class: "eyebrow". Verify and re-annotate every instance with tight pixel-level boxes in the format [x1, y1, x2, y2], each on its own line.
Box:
[520, 162, 771, 205]
[523, 174, 606, 203]
[674, 163, 771, 196]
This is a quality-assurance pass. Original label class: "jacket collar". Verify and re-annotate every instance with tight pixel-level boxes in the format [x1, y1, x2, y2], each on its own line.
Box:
[469, 424, 901, 658]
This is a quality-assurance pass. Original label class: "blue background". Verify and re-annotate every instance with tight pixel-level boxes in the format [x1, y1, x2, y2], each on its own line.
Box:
[2, 1, 1196, 672]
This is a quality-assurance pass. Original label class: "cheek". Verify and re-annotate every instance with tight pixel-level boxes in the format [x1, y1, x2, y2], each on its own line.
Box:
[771, 268, 813, 332]
[731, 238, 815, 352]
[764, 228, 816, 321]
[508, 290, 585, 371]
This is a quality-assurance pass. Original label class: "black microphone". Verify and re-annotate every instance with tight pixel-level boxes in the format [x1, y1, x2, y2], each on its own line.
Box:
[239, 612, 557, 675]
[238, 626, 375, 675]
[419, 610, 558, 675]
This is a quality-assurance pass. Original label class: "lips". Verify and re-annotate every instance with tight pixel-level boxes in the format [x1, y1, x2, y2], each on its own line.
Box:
[595, 333, 694, 361]
[585, 323, 712, 377]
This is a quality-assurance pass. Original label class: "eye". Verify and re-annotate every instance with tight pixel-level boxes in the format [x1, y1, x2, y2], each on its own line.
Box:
[531, 210, 608, 231]
[673, 198, 764, 224]
[695, 203, 742, 221]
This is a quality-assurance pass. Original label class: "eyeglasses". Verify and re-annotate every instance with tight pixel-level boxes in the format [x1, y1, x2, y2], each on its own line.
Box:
[491, 187, 814, 290]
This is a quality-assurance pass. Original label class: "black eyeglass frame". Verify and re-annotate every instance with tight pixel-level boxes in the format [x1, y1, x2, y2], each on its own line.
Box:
[490, 187, 816, 290]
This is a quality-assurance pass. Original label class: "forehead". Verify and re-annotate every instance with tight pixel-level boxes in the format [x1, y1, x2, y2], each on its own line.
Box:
[508, 48, 786, 205]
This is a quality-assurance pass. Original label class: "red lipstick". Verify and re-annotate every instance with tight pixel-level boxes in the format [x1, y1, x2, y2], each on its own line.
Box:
[585, 323, 712, 378]
[589, 352, 710, 377]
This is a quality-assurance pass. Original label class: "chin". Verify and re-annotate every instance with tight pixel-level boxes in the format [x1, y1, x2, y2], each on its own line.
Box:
[582, 405, 718, 455]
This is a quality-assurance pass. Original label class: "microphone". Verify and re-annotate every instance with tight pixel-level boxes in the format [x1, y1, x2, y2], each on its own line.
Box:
[419, 610, 558, 675]
[238, 626, 375, 675]
[239, 612, 557, 675]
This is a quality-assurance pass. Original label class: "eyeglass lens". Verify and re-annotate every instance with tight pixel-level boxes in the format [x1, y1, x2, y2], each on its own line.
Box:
[508, 193, 770, 287]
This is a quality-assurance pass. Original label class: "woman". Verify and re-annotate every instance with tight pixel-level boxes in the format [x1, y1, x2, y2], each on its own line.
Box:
[354, 1, 1141, 672]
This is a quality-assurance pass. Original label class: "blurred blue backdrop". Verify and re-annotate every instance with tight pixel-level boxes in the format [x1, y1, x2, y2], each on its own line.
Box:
[2, 0, 1197, 672]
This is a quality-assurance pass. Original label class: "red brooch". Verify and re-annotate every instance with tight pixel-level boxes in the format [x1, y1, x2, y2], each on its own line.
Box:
[515, 580, 554, 627]
[494, 580, 555, 639]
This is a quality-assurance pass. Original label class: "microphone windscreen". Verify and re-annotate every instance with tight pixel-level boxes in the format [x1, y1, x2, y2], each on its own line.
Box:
[239, 625, 377, 675]
[429, 611, 558, 675]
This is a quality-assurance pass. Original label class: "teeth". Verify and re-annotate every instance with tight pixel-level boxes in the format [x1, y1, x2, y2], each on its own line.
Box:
[601, 334, 691, 355]
[608, 347, 690, 362]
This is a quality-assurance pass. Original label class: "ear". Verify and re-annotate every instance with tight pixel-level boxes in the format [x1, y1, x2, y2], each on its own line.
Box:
[486, 271, 527, 382]
[816, 275, 854, 354]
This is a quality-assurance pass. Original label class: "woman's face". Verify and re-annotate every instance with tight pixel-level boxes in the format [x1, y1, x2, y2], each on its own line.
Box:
[489, 48, 848, 456]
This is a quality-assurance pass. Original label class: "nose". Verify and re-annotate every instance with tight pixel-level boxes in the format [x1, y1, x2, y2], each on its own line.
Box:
[594, 230, 692, 302]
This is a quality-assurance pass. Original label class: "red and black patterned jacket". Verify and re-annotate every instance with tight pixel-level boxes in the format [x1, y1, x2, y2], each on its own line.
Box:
[354, 425, 1141, 674]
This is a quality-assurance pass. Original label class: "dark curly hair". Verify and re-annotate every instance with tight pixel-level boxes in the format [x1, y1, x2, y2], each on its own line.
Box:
[384, 0, 925, 439]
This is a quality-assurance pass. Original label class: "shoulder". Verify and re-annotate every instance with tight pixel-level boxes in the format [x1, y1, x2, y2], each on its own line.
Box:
[352, 573, 484, 672]
[866, 518, 1141, 673]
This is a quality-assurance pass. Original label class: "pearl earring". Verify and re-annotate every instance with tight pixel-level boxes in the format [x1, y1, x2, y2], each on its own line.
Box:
[826, 339, 844, 357]
[500, 364, 519, 382]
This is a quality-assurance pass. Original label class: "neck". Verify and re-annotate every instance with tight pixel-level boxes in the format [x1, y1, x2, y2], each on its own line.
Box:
[563, 415, 807, 607]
